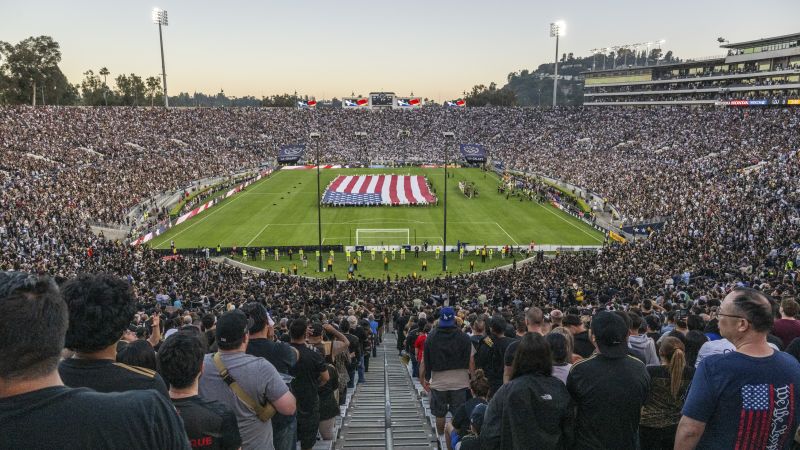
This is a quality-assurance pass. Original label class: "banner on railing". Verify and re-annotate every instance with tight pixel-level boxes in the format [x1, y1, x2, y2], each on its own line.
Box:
[131, 169, 272, 246]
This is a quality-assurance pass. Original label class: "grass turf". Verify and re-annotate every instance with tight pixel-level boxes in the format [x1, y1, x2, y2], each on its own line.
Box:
[149, 167, 604, 251]
[237, 250, 519, 280]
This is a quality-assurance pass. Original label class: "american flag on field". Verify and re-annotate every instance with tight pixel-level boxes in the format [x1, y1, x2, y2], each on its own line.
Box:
[322, 175, 437, 206]
[736, 383, 795, 450]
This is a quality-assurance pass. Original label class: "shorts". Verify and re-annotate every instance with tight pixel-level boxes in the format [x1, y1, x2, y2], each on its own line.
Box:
[296, 405, 320, 449]
[430, 388, 468, 418]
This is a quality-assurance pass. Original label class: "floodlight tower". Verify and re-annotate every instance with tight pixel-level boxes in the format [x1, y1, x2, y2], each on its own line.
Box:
[442, 132, 455, 272]
[152, 8, 169, 107]
[550, 21, 566, 108]
[310, 132, 323, 272]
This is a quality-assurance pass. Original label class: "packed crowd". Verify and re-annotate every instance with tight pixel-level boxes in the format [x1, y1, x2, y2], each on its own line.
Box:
[2, 105, 800, 448]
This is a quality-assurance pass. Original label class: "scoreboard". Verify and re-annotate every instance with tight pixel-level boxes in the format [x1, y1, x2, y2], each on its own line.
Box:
[369, 92, 395, 108]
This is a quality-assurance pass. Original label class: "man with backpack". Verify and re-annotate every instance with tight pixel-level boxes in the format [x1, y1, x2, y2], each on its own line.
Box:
[421, 307, 475, 435]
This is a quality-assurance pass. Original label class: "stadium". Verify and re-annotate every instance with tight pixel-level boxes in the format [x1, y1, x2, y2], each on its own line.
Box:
[3, 5, 800, 450]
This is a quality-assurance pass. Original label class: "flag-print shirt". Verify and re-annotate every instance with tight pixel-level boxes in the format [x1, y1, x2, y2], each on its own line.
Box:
[682, 350, 800, 450]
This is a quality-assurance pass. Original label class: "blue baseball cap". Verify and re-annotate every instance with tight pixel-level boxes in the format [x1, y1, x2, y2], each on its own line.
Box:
[439, 307, 456, 328]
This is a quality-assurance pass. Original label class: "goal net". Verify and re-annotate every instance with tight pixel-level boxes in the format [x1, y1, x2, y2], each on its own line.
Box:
[355, 229, 410, 247]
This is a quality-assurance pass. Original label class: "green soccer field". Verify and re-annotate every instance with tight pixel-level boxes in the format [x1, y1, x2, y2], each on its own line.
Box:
[148, 167, 604, 251]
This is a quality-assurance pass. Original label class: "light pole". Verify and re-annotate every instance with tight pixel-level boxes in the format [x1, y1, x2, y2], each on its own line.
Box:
[310, 132, 323, 272]
[550, 21, 566, 108]
[442, 132, 455, 272]
[152, 8, 169, 107]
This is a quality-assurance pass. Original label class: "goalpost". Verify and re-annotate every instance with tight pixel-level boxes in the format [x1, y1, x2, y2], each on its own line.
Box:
[355, 229, 410, 247]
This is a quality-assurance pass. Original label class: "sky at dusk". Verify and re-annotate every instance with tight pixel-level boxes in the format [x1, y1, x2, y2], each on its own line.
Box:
[1, 0, 799, 101]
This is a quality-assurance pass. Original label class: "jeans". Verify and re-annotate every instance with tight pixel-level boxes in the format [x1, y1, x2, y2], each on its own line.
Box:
[411, 356, 419, 378]
[357, 355, 366, 383]
[347, 367, 356, 388]
[272, 414, 297, 450]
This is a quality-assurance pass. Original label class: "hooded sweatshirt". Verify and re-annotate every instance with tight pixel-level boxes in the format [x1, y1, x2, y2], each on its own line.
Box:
[628, 334, 659, 366]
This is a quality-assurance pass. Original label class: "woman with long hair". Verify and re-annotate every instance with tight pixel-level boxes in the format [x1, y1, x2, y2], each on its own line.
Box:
[640, 336, 695, 449]
[545, 330, 573, 384]
[481, 333, 573, 449]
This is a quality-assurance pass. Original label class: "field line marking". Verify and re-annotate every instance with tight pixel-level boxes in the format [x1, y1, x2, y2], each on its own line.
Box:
[535, 203, 604, 243]
[494, 222, 520, 246]
[151, 173, 284, 248]
[486, 171, 603, 244]
[246, 224, 271, 247]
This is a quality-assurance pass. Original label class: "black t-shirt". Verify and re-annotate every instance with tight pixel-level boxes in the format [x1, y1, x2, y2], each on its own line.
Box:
[345, 333, 362, 360]
[567, 354, 651, 450]
[59, 358, 169, 398]
[487, 335, 515, 391]
[289, 343, 327, 411]
[503, 333, 541, 367]
[452, 397, 487, 436]
[352, 327, 368, 353]
[572, 331, 595, 359]
[0, 386, 189, 450]
[246, 338, 297, 374]
[171, 395, 241, 450]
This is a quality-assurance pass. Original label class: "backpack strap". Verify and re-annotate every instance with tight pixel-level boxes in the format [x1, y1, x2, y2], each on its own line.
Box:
[213, 352, 276, 422]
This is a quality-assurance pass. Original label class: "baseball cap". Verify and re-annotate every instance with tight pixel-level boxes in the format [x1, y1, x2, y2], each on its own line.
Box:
[470, 403, 487, 432]
[216, 310, 252, 345]
[590, 311, 629, 358]
[550, 309, 563, 320]
[438, 307, 456, 328]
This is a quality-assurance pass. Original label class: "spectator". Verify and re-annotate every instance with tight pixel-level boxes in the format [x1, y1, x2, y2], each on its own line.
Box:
[116, 339, 158, 371]
[456, 403, 487, 450]
[773, 298, 800, 348]
[58, 273, 168, 397]
[683, 330, 708, 369]
[503, 307, 545, 383]
[242, 302, 298, 450]
[481, 333, 573, 450]
[676, 288, 800, 449]
[306, 321, 351, 441]
[563, 315, 594, 359]
[483, 315, 515, 395]
[545, 330, 574, 384]
[421, 306, 475, 435]
[639, 336, 694, 450]
[288, 318, 329, 450]
[567, 311, 650, 450]
[199, 309, 296, 450]
[627, 312, 659, 366]
[159, 332, 242, 450]
[0, 271, 190, 450]
[445, 369, 490, 450]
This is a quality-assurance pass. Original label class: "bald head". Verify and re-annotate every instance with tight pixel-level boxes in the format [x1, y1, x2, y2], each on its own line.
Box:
[726, 287, 774, 333]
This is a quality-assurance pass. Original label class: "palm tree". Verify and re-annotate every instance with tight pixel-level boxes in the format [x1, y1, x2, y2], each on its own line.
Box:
[99, 67, 109, 105]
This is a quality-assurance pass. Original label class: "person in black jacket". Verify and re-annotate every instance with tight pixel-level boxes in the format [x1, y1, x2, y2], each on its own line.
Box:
[481, 333, 574, 450]
[567, 312, 650, 450]
[421, 307, 475, 435]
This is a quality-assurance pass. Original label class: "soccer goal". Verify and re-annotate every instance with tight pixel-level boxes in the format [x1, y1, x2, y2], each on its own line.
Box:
[355, 229, 410, 247]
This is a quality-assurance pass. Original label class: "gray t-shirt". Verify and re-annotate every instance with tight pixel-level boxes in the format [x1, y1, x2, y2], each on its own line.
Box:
[199, 351, 290, 450]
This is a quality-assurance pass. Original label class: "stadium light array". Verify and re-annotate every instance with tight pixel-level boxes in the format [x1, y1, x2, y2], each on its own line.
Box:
[550, 21, 566, 108]
[152, 8, 169, 107]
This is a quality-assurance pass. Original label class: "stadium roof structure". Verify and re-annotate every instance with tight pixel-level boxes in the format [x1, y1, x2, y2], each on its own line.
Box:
[720, 32, 800, 49]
